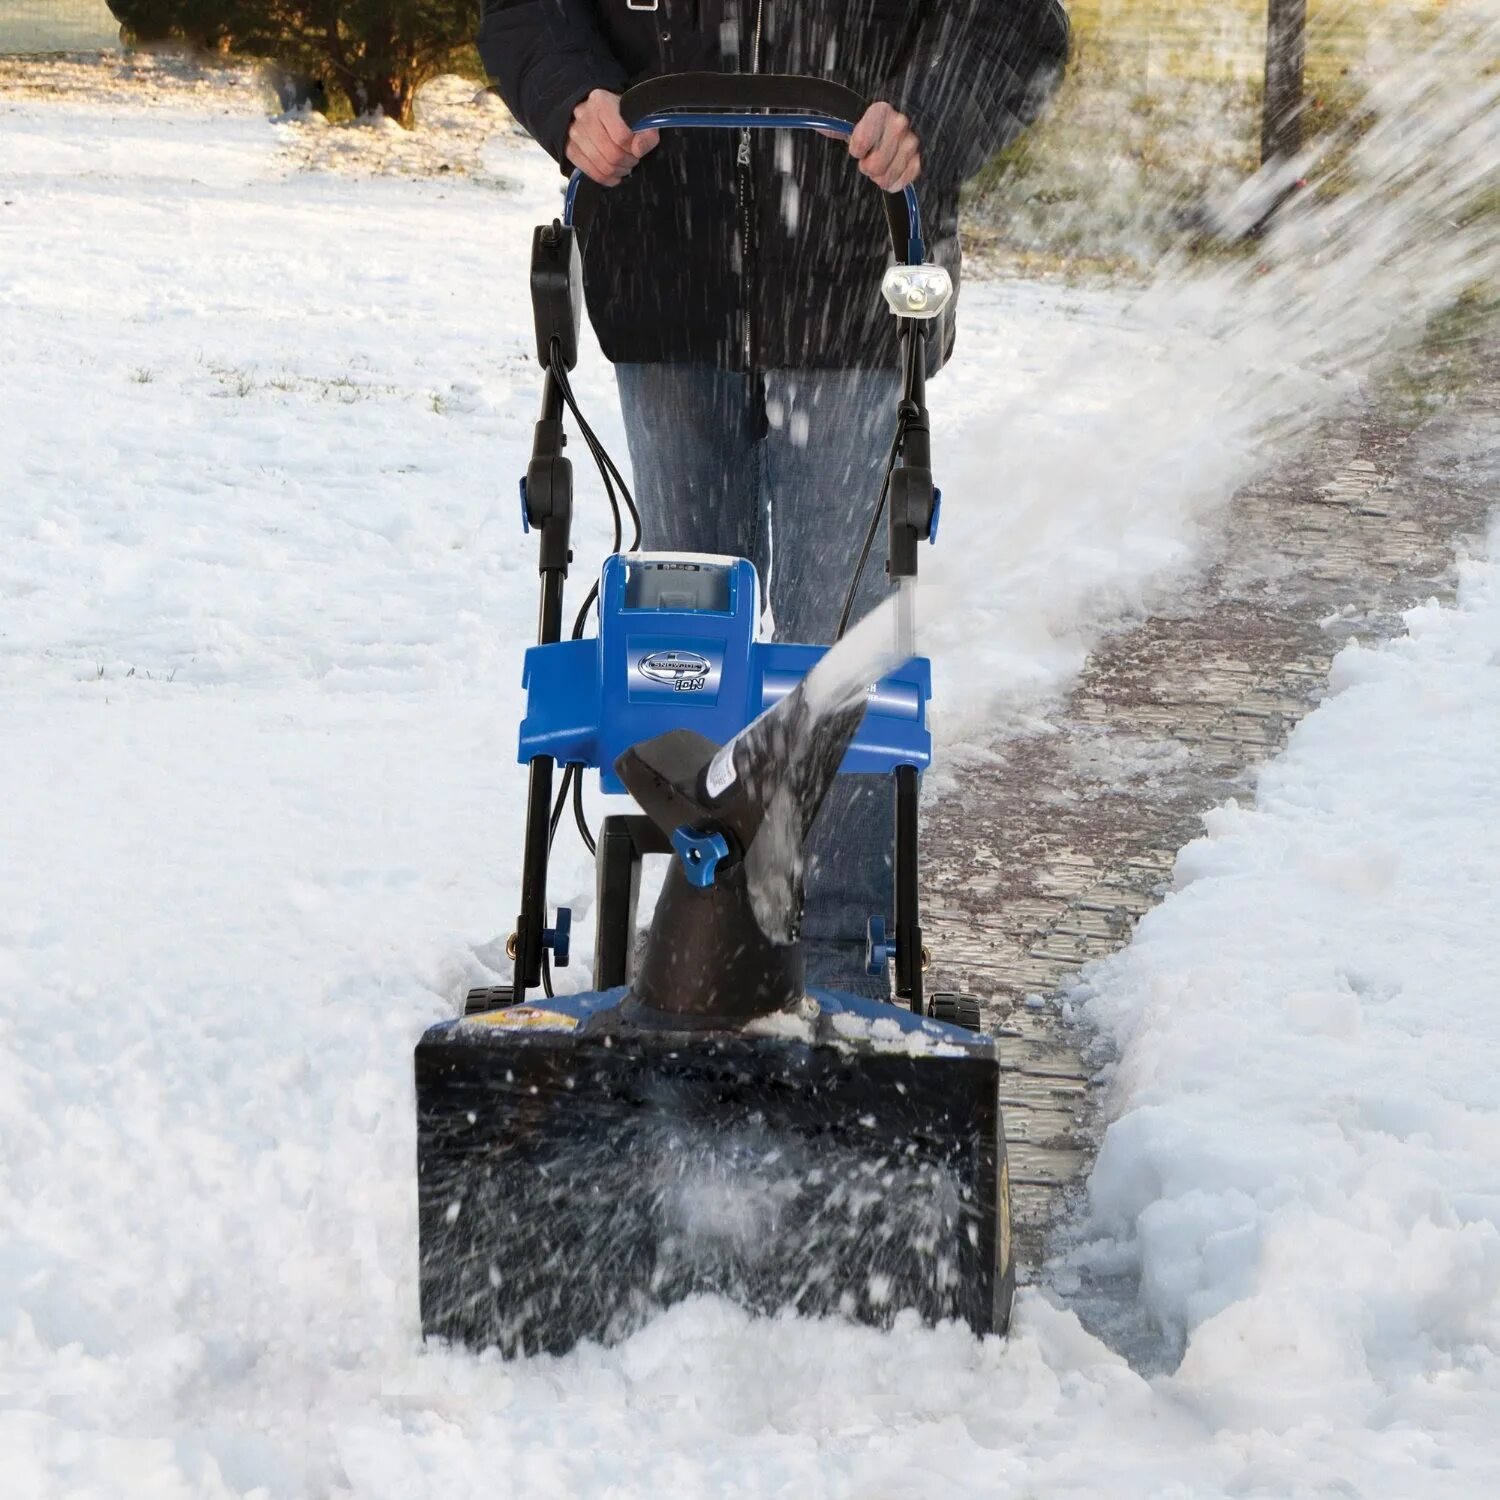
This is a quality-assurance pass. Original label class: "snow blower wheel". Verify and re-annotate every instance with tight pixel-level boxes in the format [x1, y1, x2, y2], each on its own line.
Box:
[928, 993, 984, 1032]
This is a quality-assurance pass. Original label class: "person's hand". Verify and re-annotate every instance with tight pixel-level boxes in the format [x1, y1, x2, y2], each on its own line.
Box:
[846, 102, 922, 192]
[566, 89, 660, 186]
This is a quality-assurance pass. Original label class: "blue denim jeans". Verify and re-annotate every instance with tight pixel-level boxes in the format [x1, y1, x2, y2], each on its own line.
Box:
[615, 363, 902, 996]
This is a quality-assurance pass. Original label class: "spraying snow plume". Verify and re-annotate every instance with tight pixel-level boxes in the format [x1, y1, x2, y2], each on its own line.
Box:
[928, 11, 1500, 738]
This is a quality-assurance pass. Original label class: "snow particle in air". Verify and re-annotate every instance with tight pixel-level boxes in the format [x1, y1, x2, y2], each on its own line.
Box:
[782, 180, 801, 235]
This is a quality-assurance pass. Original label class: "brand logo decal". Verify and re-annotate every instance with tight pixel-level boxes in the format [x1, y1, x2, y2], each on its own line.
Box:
[638, 649, 712, 692]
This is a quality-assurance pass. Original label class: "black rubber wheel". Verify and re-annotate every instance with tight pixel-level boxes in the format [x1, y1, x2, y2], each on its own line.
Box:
[927, 992, 983, 1032]
[464, 985, 516, 1015]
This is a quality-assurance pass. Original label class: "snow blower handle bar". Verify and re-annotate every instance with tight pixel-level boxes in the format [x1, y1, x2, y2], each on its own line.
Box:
[562, 72, 925, 265]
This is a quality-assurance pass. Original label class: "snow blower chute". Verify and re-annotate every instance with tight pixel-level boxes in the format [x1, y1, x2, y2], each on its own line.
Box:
[415, 74, 1014, 1356]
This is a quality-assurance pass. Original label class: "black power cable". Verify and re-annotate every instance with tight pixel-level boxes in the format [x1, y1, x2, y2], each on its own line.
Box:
[549, 765, 574, 842]
[834, 417, 908, 642]
[562, 392, 642, 551]
[550, 342, 642, 552]
[572, 763, 596, 855]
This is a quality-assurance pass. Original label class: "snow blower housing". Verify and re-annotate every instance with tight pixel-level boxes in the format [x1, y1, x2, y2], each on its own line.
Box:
[415, 74, 1011, 1357]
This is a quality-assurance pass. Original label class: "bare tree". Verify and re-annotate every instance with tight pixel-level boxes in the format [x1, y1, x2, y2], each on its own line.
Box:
[1261, 0, 1309, 164]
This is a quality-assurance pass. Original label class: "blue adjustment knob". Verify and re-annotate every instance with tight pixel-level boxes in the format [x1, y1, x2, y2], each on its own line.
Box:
[518, 475, 531, 535]
[928, 488, 942, 546]
[543, 906, 571, 966]
[671, 826, 731, 889]
[866, 914, 894, 977]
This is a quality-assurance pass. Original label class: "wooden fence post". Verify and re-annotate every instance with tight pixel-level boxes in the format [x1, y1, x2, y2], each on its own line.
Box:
[1262, 0, 1309, 163]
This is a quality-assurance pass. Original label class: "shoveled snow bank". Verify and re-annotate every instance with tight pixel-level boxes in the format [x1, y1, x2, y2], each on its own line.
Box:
[1069, 510, 1500, 1486]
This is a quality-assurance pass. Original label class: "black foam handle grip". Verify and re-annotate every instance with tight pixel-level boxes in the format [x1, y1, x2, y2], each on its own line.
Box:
[616, 72, 914, 261]
[620, 72, 872, 129]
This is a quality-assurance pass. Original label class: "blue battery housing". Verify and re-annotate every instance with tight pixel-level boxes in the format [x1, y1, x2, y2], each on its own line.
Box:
[519, 554, 931, 793]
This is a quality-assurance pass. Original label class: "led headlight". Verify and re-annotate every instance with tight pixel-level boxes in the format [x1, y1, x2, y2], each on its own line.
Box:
[881, 263, 954, 320]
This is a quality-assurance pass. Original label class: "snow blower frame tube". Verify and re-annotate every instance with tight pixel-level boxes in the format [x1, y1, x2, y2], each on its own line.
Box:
[415, 74, 1012, 1358]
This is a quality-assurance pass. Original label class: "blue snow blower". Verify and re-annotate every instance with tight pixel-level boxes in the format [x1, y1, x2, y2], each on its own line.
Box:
[415, 75, 1014, 1356]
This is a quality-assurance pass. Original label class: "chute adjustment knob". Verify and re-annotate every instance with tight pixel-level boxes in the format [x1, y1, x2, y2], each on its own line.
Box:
[670, 826, 731, 889]
[865, 914, 894, 977]
[543, 907, 572, 967]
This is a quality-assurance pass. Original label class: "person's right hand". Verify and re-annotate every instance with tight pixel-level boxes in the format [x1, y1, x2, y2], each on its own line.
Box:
[567, 90, 660, 186]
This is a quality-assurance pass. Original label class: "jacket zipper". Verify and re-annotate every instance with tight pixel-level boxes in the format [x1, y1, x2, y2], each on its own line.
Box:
[736, 0, 764, 370]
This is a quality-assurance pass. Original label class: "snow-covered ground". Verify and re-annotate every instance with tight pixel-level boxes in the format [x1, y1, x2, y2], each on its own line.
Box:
[1069, 509, 1500, 1489]
[1, 46, 1497, 1498]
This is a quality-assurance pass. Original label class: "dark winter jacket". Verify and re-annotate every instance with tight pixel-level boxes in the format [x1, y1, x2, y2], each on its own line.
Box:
[479, 0, 1069, 370]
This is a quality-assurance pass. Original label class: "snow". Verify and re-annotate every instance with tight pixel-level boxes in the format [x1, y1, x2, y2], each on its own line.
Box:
[827, 1009, 967, 1057]
[1074, 525, 1500, 1411]
[2, 50, 1498, 1499]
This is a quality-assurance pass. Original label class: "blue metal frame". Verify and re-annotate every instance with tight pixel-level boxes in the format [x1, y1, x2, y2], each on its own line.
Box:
[519, 556, 932, 795]
[562, 111, 925, 265]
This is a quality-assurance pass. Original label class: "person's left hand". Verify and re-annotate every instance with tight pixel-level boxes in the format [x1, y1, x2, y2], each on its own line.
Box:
[846, 102, 922, 192]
